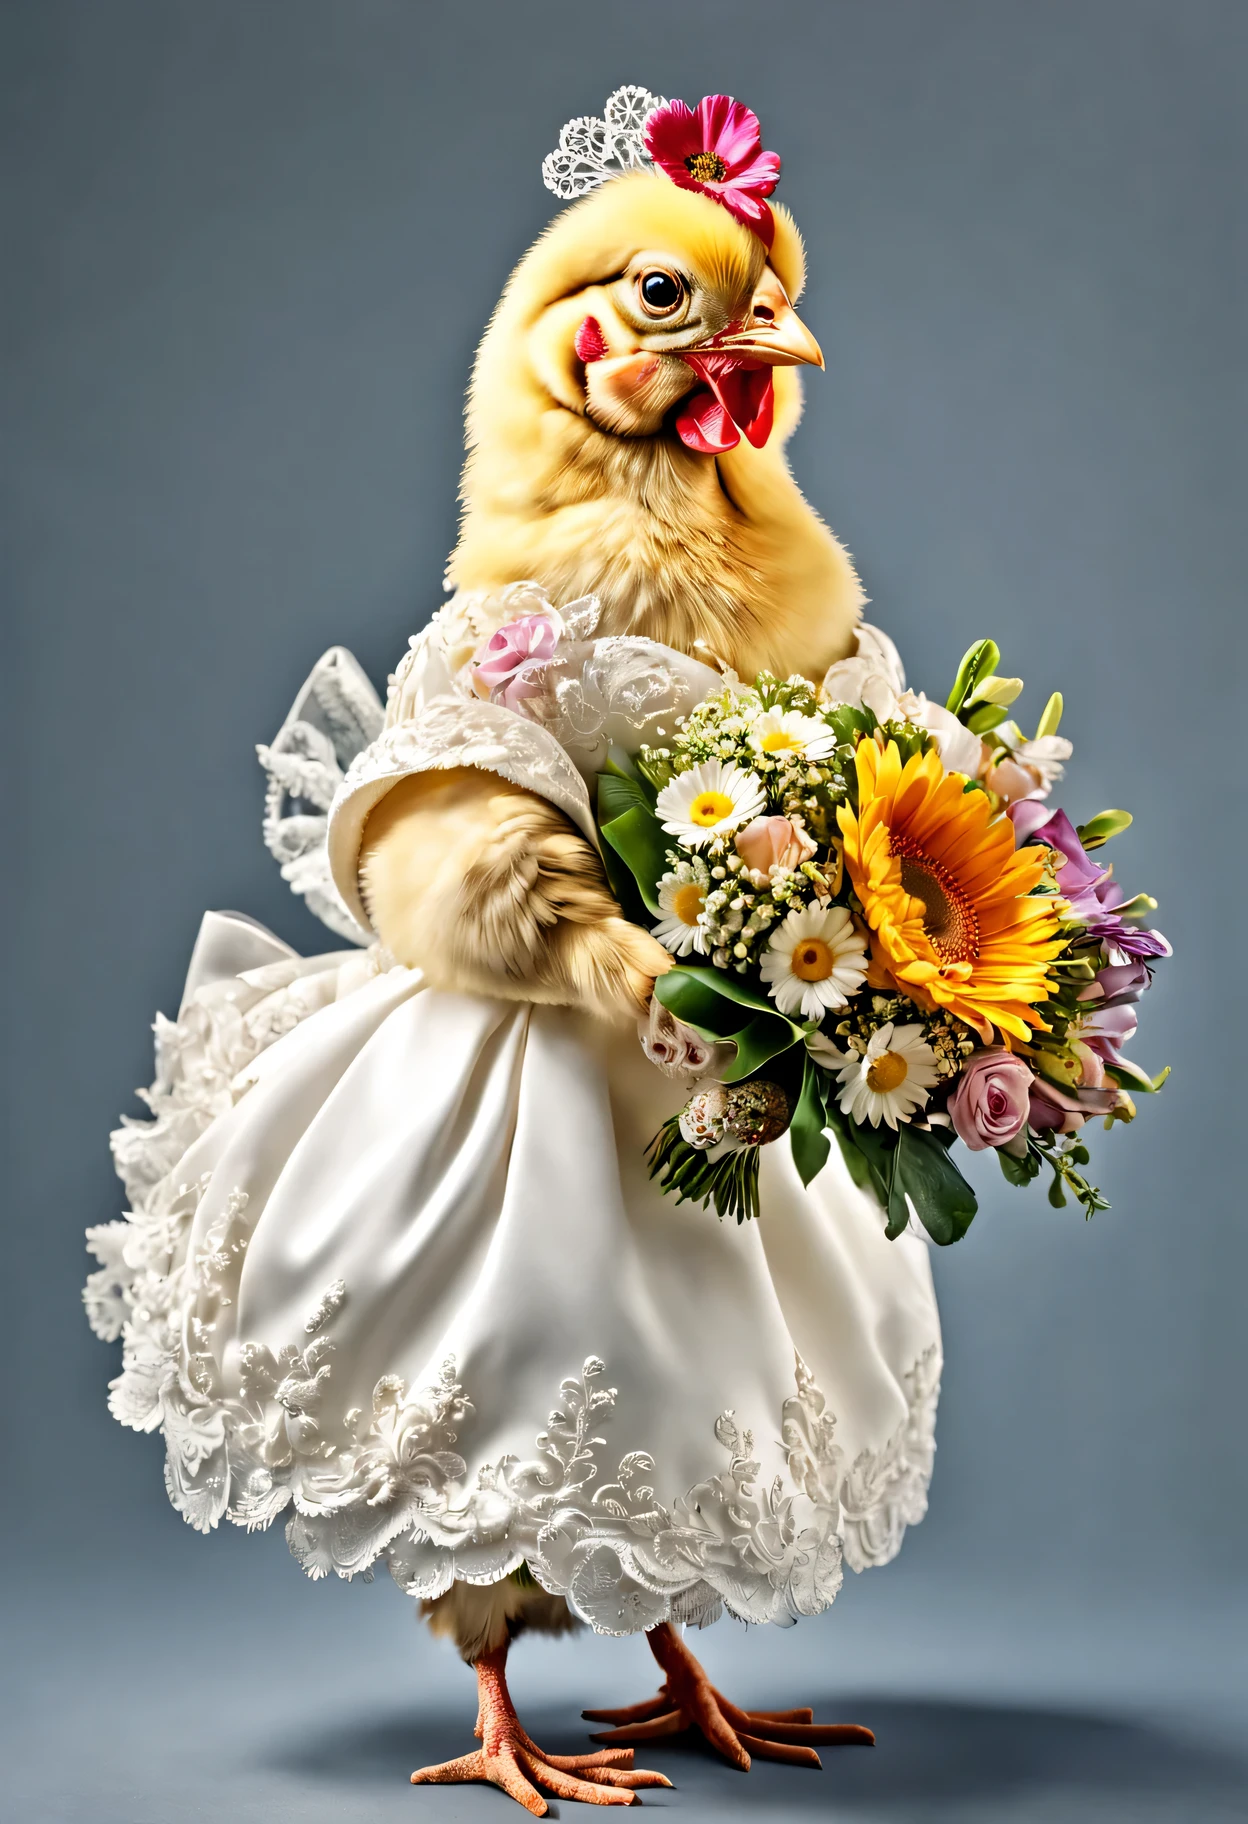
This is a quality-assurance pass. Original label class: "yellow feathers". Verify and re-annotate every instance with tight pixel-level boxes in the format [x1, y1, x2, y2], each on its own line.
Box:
[449, 174, 861, 683]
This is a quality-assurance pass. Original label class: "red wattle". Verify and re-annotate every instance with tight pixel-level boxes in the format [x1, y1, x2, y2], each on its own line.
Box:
[574, 315, 608, 363]
[677, 386, 741, 453]
[676, 355, 775, 453]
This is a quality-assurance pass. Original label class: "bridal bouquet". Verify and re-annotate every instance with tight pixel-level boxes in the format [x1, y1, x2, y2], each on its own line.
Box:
[599, 638, 1170, 1241]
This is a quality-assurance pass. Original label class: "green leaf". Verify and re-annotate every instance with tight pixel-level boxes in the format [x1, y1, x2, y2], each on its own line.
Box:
[599, 805, 668, 914]
[1034, 691, 1063, 739]
[724, 1020, 804, 1083]
[659, 963, 790, 1021]
[1076, 808, 1133, 851]
[965, 701, 1009, 736]
[823, 1102, 879, 1196]
[844, 1118, 903, 1230]
[893, 1125, 978, 1245]
[598, 836, 649, 926]
[823, 702, 876, 744]
[1105, 1061, 1170, 1094]
[998, 1144, 1041, 1187]
[597, 769, 653, 823]
[652, 970, 803, 1083]
[790, 1053, 832, 1187]
[946, 639, 1000, 716]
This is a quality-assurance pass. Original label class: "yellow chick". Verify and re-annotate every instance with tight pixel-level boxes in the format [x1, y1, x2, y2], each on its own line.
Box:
[362, 173, 861, 1025]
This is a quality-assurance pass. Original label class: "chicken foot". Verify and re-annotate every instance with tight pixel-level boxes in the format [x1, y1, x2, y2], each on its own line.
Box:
[411, 1640, 672, 1815]
[584, 1620, 874, 1771]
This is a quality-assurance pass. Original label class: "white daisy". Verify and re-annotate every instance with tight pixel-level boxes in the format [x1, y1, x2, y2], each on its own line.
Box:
[655, 759, 766, 848]
[652, 860, 710, 956]
[749, 708, 837, 763]
[836, 1023, 940, 1130]
[759, 904, 868, 1020]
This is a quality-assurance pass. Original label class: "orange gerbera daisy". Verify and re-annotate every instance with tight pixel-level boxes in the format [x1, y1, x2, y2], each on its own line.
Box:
[837, 739, 1063, 1044]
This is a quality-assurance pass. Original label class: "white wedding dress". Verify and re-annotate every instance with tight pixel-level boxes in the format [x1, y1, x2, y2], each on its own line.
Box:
[85, 593, 941, 1637]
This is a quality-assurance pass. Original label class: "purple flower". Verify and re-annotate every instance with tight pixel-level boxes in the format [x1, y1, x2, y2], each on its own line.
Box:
[1008, 804, 1104, 897]
[1028, 1075, 1119, 1136]
[1081, 876, 1172, 964]
[1080, 959, 1152, 1005]
[949, 1048, 1032, 1152]
[472, 613, 560, 711]
[1075, 1001, 1138, 1068]
[1008, 802, 1170, 964]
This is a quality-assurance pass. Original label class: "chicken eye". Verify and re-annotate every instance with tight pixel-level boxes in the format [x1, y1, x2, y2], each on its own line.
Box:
[637, 269, 684, 316]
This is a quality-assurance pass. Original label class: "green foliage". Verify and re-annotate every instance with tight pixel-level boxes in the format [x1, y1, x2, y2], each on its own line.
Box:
[653, 967, 805, 1082]
[965, 701, 1010, 736]
[893, 1125, 979, 1245]
[1000, 1131, 1111, 1220]
[1034, 691, 1064, 739]
[823, 702, 877, 746]
[998, 1145, 1041, 1187]
[946, 639, 1001, 717]
[824, 1101, 977, 1245]
[789, 1052, 832, 1187]
[646, 1117, 761, 1224]
[598, 801, 668, 914]
[597, 767, 655, 821]
[1076, 808, 1133, 851]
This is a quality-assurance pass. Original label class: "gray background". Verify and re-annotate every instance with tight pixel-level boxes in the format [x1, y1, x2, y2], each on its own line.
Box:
[3, 2, 1245, 1820]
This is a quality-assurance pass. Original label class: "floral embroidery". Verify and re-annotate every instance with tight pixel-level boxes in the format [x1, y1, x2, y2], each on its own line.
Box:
[88, 1144, 939, 1635]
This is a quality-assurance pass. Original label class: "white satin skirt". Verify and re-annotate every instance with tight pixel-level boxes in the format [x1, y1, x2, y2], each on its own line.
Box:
[87, 914, 941, 1636]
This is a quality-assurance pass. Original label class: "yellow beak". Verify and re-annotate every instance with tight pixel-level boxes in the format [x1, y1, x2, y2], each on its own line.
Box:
[708, 299, 825, 369]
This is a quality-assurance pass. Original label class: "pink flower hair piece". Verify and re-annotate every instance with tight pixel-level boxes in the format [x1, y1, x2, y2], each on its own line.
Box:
[644, 95, 781, 246]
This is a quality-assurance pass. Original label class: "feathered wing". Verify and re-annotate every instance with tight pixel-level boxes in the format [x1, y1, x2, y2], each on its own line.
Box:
[359, 767, 669, 1021]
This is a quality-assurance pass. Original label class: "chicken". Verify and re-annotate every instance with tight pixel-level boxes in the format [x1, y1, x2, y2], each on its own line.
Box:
[363, 173, 863, 1032]
[362, 170, 876, 1809]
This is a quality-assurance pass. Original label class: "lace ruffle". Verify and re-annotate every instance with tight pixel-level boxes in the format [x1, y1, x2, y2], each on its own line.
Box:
[88, 1131, 939, 1633]
[325, 697, 599, 932]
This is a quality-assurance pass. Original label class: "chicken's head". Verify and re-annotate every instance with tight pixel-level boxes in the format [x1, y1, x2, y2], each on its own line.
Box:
[470, 171, 822, 461]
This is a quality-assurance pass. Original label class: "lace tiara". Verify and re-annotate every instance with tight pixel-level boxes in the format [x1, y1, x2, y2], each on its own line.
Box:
[540, 85, 667, 200]
[538, 86, 782, 247]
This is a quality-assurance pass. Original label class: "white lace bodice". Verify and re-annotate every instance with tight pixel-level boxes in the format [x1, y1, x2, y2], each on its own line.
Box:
[260, 589, 896, 945]
[323, 588, 723, 934]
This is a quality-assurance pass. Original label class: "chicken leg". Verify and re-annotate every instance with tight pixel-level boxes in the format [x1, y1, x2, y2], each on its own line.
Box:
[410, 1639, 672, 1815]
[584, 1621, 874, 1771]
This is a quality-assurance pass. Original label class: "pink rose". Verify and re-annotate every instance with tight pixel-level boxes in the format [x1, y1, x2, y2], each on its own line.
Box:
[472, 613, 560, 710]
[949, 1047, 1032, 1151]
[734, 815, 816, 884]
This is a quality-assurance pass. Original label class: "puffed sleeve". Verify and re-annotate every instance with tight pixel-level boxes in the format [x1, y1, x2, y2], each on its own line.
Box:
[325, 619, 598, 935]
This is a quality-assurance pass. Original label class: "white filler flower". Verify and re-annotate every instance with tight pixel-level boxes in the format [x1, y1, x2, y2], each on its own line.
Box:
[749, 708, 838, 763]
[655, 759, 766, 847]
[836, 1023, 940, 1130]
[653, 861, 710, 955]
[760, 904, 868, 1020]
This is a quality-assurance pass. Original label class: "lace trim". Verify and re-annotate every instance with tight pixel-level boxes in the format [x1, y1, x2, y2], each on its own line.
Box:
[87, 1152, 938, 1634]
[325, 698, 599, 932]
[98, 948, 385, 1227]
[256, 648, 384, 945]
